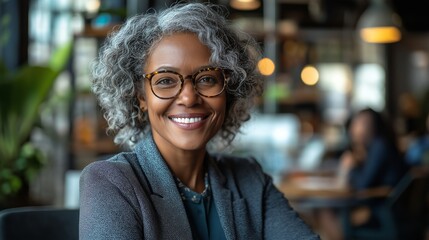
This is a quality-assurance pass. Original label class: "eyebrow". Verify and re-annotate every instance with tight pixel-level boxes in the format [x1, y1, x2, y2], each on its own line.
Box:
[152, 65, 216, 74]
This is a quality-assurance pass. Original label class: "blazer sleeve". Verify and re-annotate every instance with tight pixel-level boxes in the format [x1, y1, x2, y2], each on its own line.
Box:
[261, 168, 320, 239]
[79, 160, 143, 240]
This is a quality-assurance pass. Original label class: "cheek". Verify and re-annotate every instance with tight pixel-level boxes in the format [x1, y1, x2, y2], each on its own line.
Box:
[355, 125, 365, 136]
[213, 96, 227, 118]
[350, 123, 363, 138]
[145, 94, 170, 120]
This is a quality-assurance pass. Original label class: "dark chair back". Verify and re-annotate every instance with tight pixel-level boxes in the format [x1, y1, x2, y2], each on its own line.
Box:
[342, 166, 429, 240]
[0, 206, 79, 240]
[388, 167, 429, 239]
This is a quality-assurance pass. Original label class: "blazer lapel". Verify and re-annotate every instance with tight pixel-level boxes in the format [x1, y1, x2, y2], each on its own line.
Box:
[209, 157, 237, 240]
[134, 133, 193, 239]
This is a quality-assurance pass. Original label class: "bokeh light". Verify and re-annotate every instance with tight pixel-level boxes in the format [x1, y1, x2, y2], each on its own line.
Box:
[301, 65, 319, 86]
[258, 57, 275, 76]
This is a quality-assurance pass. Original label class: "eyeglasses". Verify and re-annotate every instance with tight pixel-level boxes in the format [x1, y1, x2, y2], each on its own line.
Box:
[143, 67, 228, 99]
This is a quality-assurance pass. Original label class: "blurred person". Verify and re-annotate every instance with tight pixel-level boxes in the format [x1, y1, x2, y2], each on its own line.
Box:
[294, 106, 327, 171]
[405, 114, 429, 166]
[405, 90, 429, 166]
[338, 108, 407, 191]
[396, 92, 421, 153]
[79, 3, 319, 240]
[317, 108, 408, 240]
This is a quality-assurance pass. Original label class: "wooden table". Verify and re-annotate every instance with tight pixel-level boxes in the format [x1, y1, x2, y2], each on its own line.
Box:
[277, 172, 391, 210]
[276, 172, 392, 238]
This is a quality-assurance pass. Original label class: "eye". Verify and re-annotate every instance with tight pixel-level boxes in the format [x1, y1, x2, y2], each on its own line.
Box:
[196, 76, 219, 86]
[153, 76, 179, 88]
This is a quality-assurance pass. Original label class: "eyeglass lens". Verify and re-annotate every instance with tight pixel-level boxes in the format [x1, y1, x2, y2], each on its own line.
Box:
[149, 69, 225, 98]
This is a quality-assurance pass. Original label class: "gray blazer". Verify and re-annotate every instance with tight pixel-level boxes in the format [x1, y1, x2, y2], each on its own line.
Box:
[79, 134, 320, 240]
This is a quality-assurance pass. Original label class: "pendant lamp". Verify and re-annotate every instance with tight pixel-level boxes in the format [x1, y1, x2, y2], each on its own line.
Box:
[230, 0, 261, 11]
[357, 0, 402, 43]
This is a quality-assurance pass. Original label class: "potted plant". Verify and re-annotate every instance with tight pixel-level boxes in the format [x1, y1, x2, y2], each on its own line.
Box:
[0, 42, 72, 207]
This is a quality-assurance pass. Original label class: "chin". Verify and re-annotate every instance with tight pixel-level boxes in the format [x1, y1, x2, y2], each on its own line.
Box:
[174, 139, 207, 151]
[170, 133, 213, 151]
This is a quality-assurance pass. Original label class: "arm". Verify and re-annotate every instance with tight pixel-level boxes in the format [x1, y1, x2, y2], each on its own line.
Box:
[79, 160, 143, 240]
[337, 150, 355, 188]
[263, 173, 320, 239]
[349, 140, 389, 190]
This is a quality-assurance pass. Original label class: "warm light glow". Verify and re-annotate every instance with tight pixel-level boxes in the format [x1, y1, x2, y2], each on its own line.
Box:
[86, 0, 101, 14]
[258, 58, 275, 76]
[230, 0, 261, 10]
[301, 65, 319, 86]
[360, 26, 401, 43]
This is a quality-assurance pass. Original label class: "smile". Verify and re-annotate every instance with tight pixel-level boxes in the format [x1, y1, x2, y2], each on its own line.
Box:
[170, 117, 203, 124]
[168, 114, 210, 129]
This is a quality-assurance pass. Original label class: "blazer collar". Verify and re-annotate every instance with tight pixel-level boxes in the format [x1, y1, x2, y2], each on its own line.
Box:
[208, 156, 237, 240]
[134, 132, 193, 239]
[134, 132, 178, 197]
[134, 133, 238, 240]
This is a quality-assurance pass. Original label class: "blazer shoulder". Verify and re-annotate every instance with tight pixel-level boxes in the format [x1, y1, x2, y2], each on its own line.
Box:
[82, 152, 135, 172]
[80, 152, 142, 187]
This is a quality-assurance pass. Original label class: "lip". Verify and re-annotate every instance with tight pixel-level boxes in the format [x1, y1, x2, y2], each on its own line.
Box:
[168, 113, 210, 130]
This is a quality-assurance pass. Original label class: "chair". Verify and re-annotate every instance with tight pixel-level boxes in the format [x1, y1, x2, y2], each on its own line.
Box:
[0, 206, 79, 240]
[340, 167, 429, 240]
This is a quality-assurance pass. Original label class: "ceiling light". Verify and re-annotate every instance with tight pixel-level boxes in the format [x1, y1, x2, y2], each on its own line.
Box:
[357, 0, 402, 44]
[230, 0, 261, 11]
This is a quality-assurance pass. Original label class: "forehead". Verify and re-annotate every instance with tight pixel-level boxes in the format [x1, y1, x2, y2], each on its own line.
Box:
[145, 33, 212, 73]
[352, 113, 372, 125]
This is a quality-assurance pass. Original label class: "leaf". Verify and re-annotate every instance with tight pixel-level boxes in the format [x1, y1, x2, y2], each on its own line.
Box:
[0, 170, 22, 198]
[0, 41, 72, 163]
[0, 66, 56, 157]
[49, 41, 72, 72]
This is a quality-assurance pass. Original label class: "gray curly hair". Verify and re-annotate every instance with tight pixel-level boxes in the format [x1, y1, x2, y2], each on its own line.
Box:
[91, 2, 264, 148]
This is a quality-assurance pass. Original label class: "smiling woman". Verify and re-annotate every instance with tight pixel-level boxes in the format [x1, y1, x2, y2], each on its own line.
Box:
[79, 2, 320, 240]
[139, 33, 227, 162]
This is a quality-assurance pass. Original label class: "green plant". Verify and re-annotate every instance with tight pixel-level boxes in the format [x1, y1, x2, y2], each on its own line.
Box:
[0, 42, 72, 200]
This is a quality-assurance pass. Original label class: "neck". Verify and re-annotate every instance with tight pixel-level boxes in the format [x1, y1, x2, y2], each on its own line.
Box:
[154, 136, 207, 193]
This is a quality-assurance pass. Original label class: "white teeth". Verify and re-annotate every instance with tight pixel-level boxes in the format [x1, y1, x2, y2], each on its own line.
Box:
[171, 117, 203, 123]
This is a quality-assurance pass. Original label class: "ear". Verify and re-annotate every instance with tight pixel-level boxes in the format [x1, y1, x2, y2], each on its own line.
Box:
[137, 92, 147, 112]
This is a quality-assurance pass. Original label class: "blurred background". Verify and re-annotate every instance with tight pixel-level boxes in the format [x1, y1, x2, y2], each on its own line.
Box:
[1, 0, 429, 239]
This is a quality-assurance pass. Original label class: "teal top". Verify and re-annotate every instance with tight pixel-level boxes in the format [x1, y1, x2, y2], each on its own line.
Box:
[175, 173, 227, 240]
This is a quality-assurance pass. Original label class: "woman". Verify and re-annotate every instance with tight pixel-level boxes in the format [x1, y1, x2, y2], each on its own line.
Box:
[335, 108, 406, 236]
[317, 108, 408, 240]
[79, 3, 319, 240]
[338, 108, 407, 190]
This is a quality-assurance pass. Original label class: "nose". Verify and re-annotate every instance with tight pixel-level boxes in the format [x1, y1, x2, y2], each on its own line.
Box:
[176, 79, 201, 107]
